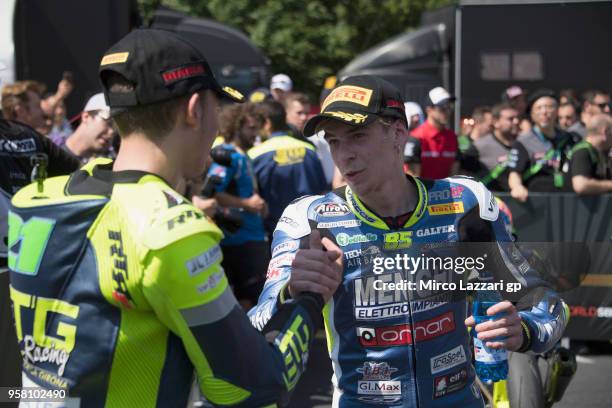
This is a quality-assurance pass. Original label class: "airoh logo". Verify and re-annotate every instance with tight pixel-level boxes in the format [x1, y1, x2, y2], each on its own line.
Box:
[314, 202, 350, 216]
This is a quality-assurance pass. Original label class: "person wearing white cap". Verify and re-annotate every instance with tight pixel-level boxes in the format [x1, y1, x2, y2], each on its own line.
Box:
[63, 92, 115, 161]
[269, 73, 292, 103]
[411, 86, 459, 179]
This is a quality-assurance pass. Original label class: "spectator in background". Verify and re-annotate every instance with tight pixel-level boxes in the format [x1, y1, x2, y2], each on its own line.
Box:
[62, 93, 115, 162]
[1, 81, 47, 132]
[404, 101, 424, 131]
[248, 87, 272, 103]
[575, 89, 611, 138]
[461, 103, 520, 191]
[284, 92, 310, 134]
[411, 86, 459, 178]
[207, 103, 269, 309]
[269, 73, 292, 103]
[48, 100, 73, 145]
[502, 85, 532, 134]
[459, 105, 493, 154]
[40, 74, 74, 120]
[402, 102, 424, 176]
[559, 88, 579, 107]
[507, 89, 579, 201]
[249, 100, 327, 235]
[557, 102, 580, 134]
[567, 114, 612, 194]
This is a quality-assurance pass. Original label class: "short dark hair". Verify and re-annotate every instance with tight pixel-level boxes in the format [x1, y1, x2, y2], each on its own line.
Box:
[491, 102, 516, 120]
[260, 100, 288, 132]
[582, 89, 607, 106]
[471, 106, 491, 123]
[283, 92, 310, 110]
[103, 71, 190, 140]
[558, 102, 576, 113]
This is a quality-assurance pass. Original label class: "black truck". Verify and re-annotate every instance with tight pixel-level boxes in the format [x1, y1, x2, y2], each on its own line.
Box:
[338, 0, 612, 128]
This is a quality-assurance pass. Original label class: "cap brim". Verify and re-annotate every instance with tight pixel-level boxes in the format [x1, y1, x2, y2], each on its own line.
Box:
[215, 84, 245, 103]
[304, 108, 378, 136]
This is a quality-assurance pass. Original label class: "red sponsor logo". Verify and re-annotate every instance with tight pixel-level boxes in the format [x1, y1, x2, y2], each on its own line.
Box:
[357, 312, 454, 347]
[112, 290, 133, 309]
[569, 305, 612, 318]
[386, 99, 404, 110]
[450, 186, 464, 198]
[266, 268, 281, 279]
[162, 64, 205, 84]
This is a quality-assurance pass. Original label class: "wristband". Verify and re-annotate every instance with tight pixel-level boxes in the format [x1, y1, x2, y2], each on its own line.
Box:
[517, 319, 532, 352]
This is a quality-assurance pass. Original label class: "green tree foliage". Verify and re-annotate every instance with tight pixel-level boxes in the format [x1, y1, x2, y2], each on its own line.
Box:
[138, 0, 453, 98]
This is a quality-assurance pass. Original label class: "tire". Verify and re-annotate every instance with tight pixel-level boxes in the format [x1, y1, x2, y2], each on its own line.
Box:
[507, 351, 546, 408]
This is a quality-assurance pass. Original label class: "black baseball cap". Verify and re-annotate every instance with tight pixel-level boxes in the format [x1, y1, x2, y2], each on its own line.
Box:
[99, 28, 244, 115]
[304, 75, 408, 136]
[526, 88, 557, 113]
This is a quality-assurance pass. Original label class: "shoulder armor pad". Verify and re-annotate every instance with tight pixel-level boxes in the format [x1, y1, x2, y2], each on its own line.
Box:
[274, 195, 322, 239]
[114, 184, 222, 250]
[447, 177, 499, 221]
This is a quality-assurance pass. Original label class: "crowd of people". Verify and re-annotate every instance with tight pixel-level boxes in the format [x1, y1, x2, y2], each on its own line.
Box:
[0, 25, 609, 407]
[401, 85, 612, 200]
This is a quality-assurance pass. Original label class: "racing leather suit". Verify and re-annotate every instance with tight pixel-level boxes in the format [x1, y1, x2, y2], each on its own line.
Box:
[8, 159, 323, 407]
[249, 176, 568, 407]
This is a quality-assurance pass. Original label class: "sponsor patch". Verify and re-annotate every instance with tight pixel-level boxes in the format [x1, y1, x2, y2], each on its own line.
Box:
[268, 254, 295, 270]
[271, 241, 299, 257]
[266, 267, 282, 280]
[162, 63, 205, 84]
[415, 225, 455, 237]
[431, 345, 467, 375]
[354, 270, 454, 320]
[433, 367, 469, 398]
[100, 52, 129, 65]
[358, 380, 401, 396]
[317, 219, 362, 229]
[357, 362, 398, 380]
[186, 246, 222, 277]
[427, 202, 465, 216]
[357, 311, 454, 347]
[321, 85, 373, 111]
[325, 111, 368, 124]
[0, 138, 36, 153]
[197, 271, 224, 293]
[278, 216, 299, 228]
[428, 187, 464, 202]
[314, 202, 350, 216]
[274, 147, 306, 165]
[336, 232, 377, 247]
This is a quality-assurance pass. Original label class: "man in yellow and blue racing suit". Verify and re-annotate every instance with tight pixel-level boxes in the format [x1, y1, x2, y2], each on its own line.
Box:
[249, 76, 569, 407]
[7, 29, 342, 407]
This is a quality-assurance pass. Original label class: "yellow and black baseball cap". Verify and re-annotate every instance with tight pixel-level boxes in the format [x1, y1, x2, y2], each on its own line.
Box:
[304, 75, 407, 136]
[99, 28, 244, 115]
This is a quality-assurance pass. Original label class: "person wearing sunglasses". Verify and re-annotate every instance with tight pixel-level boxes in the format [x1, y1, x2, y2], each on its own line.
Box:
[62, 93, 115, 162]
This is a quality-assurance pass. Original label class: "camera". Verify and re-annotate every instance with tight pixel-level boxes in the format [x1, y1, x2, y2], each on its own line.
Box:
[200, 146, 244, 234]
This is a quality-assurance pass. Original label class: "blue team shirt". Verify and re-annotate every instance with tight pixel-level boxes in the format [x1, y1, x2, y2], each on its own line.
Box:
[248, 132, 328, 233]
[208, 144, 265, 245]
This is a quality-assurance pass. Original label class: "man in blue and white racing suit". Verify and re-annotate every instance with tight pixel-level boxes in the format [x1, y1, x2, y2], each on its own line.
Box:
[249, 76, 568, 407]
